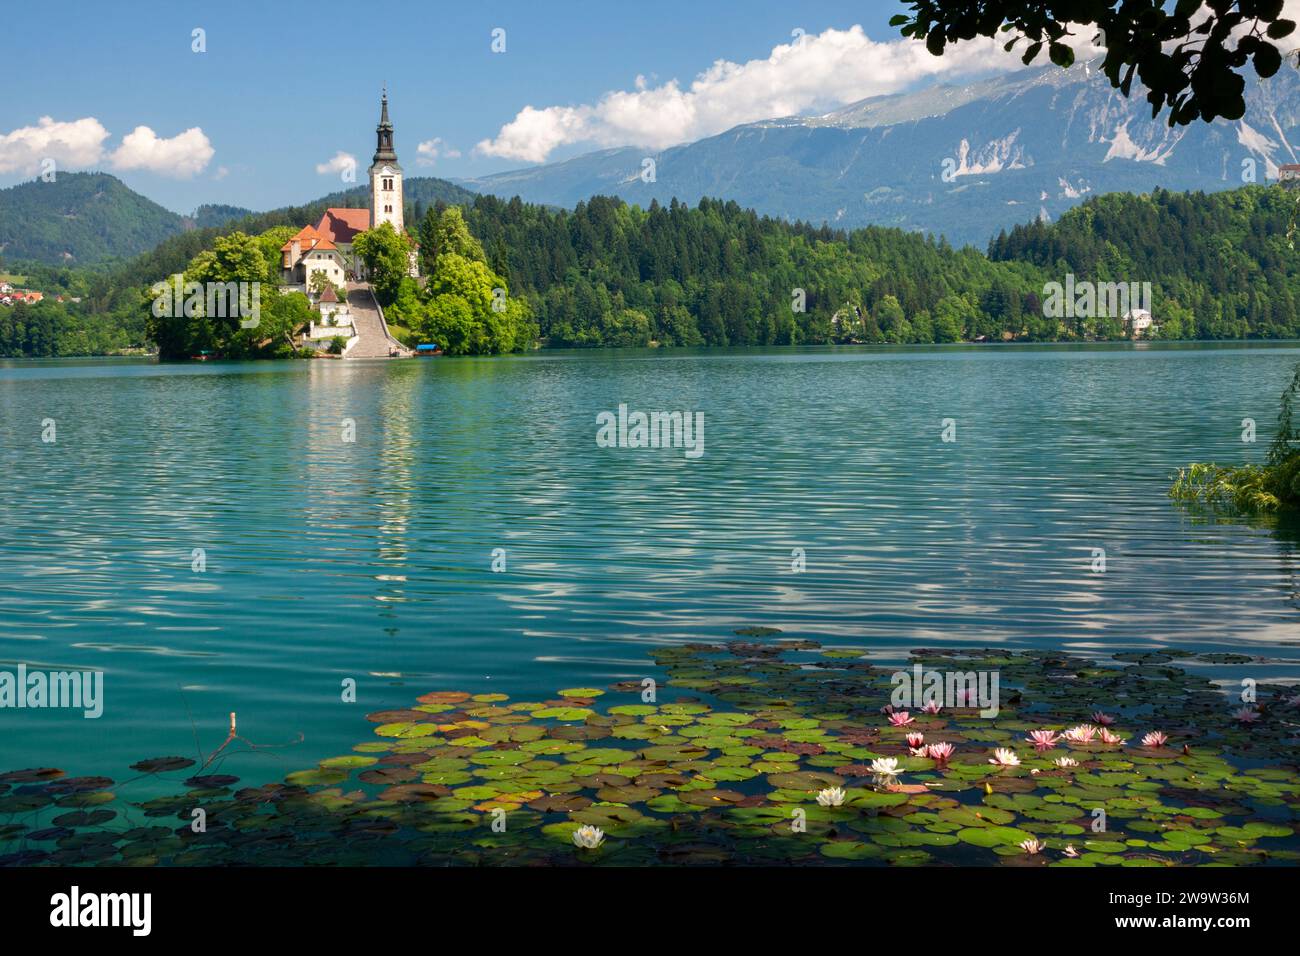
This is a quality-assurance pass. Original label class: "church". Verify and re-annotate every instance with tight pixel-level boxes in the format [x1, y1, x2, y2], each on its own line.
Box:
[281, 91, 417, 289]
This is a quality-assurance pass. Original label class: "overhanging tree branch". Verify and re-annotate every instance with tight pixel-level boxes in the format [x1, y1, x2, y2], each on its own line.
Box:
[892, 0, 1296, 125]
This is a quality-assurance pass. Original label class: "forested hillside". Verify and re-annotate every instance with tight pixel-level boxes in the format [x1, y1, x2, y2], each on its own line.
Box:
[989, 187, 1300, 339]
[7, 182, 1300, 358]
[0, 173, 190, 266]
[457, 193, 1041, 346]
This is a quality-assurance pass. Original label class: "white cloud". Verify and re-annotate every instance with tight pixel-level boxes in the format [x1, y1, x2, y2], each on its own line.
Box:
[110, 126, 214, 178]
[315, 150, 357, 177]
[476, 25, 1021, 163]
[416, 137, 461, 167]
[0, 116, 110, 175]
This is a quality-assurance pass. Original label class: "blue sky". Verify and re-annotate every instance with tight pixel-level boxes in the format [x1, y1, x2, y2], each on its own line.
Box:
[0, 0, 1005, 214]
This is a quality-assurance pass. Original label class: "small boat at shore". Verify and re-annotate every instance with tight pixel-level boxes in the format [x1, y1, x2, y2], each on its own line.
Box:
[415, 343, 443, 357]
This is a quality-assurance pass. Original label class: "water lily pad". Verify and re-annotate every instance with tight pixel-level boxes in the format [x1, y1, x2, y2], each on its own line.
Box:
[129, 757, 196, 774]
[532, 707, 594, 721]
[319, 755, 379, 770]
[182, 774, 238, 788]
[957, 826, 1035, 848]
[375, 722, 437, 739]
[285, 769, 348, 787]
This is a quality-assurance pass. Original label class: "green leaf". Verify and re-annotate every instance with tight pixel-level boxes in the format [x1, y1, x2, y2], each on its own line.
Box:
[1253, 44, 1282, 78]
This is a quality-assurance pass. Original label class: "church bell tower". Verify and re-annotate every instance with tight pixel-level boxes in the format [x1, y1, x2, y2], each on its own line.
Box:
[369, 89, 404, 234]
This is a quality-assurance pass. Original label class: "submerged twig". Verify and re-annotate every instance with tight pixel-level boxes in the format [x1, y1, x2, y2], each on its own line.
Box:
[201, 712, 239, 769]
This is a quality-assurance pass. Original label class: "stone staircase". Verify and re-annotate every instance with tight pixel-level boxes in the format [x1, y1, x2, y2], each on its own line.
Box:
[345, 283, 411, 359]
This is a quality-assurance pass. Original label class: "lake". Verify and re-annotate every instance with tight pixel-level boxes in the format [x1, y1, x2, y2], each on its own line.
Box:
[3, 342, 1300, 785]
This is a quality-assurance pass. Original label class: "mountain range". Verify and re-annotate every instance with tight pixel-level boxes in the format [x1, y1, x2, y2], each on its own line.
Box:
[7, 61, 1300, 266]
[457, 63, 1300, 247]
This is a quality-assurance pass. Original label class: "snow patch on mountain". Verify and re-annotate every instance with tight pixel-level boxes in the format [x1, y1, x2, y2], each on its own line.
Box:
[1237, 120, 1282, 178]
[950, 131, 1027, 177]
[1058, 178, 1091, 199]
[1103, 121, 1177, 164]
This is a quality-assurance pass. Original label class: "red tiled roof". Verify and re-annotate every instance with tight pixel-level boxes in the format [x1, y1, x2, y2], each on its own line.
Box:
[281, 225, 325, 252]
[282, 225, 339, 255]
[316, 208, 370, 244]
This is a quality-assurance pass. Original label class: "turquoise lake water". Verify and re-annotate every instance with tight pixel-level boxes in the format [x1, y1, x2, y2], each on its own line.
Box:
[2, 343, 1300, 784]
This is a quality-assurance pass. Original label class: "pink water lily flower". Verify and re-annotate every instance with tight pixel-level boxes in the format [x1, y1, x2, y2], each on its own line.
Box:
[989, 747, 1020, 767]
[925, 742, 955, 762]
[1233, 707, 1260, 724]
[1141, 730, 1168, 748]
[1063, 845, 1080, 858]
[922, 700, 943, 715]
[906, 732, 925, 748]
[1026, 729, 1059, 749]
[1091, 711, 1115, 726]
[1062, 724, 1097, 743]
[888, 711, 915, 727]
[1097, 727, 1125, 745]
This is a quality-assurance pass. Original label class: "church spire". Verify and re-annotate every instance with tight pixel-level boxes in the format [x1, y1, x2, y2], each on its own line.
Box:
[369, 88, 405, 237]
[373, 88, 397, 164]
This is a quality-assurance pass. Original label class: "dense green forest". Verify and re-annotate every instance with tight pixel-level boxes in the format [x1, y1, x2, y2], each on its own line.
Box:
[988, 187, 1300, 340]
[6, 181, 1300, 358]
[395, 184, 1300, 348]
[458, 193, 1035, 346]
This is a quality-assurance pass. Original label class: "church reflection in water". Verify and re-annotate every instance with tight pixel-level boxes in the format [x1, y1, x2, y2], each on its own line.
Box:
[299, 360, 417, 622]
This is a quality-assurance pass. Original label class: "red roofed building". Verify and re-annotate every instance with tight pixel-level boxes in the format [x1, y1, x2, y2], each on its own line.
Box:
[281, 224, 348, 289]
[0, 290, 44, 306]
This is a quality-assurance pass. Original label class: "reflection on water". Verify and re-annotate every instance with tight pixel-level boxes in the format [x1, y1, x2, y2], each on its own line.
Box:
[1, 343, 1300, 779]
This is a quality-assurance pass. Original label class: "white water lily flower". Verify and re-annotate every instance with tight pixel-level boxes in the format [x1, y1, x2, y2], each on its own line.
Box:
[988, 747, 1020, 767]
[572, 824, 605, 849]
[816, 787, 846, 807]
[1054, 756, 1079, 768]
[1019, 838, 1045, 855]
[869, 757, 902, 776]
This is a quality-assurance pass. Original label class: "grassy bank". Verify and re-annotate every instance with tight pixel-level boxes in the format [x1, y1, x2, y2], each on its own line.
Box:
[1171, 362, 1300, 514]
